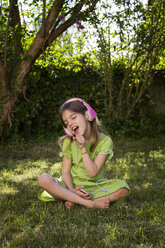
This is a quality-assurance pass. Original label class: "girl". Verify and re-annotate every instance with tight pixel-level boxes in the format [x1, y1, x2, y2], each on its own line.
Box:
[38, 98, 130, 209]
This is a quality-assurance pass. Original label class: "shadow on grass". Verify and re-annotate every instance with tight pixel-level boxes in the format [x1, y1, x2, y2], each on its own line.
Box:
[0, 136, 165, 247]
[0, 140, 61, 170]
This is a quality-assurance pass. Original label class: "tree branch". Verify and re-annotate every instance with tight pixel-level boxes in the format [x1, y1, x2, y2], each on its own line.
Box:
[41, 0, 46, 37]
[47, 0, 100, 44]
[14, 0, 99, 87]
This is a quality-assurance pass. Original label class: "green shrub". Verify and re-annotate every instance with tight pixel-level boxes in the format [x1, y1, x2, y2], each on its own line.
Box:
[7, 59, 165, 141]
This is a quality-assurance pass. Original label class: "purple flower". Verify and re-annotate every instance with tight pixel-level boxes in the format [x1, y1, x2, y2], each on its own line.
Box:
[77, 24, 85, 30]
[76, 18, 81, 25]
[58, 13, 65, 20]
[75, 18, 85, 30]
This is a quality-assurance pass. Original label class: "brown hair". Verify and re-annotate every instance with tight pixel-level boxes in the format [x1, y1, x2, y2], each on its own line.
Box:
[58, 100, 108, 152]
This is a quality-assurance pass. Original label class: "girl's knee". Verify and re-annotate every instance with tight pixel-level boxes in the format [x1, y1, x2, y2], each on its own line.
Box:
[38, 173, 51, 187]
[121, 187, 129, 197]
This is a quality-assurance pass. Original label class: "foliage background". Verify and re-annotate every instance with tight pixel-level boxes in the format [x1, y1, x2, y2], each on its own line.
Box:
[9, 57, 165, 141]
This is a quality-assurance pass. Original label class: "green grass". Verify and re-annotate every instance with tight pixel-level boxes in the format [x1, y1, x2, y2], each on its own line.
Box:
[0, 136, 165, 248]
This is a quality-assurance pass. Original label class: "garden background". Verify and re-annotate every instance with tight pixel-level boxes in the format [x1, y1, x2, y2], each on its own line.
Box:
[0, 0, 165, 247]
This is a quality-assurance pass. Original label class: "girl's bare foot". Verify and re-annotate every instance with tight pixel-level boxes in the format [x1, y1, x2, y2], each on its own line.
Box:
[93, 198, 110, 209]
[84, 197, 110, 209]
[94, 195, 110, 203]
[64, 201, 74, 210]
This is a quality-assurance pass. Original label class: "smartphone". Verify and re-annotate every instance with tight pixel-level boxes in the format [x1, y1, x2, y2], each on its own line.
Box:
[80, 189, 88, 194]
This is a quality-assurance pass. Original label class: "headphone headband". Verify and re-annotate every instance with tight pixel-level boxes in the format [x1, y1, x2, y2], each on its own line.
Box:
[62, 97, 97, 121]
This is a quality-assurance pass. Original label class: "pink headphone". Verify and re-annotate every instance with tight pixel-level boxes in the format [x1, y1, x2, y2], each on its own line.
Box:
[61, 97, 97, 137]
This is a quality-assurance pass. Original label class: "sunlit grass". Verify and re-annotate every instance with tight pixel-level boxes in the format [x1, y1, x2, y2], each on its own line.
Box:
[0, 137, 165, 248]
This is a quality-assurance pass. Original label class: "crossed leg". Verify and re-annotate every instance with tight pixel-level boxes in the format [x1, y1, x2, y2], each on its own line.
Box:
[38, 173, 110, 209]
[94, 188, 129, 204]
[65, 187, 129, 209]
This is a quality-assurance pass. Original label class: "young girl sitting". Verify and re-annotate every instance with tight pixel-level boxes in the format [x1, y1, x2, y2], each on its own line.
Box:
[38, 97, 130, 209]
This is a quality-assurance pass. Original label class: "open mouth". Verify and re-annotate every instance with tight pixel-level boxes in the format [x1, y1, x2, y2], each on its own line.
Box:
[72, 126, 79, 134]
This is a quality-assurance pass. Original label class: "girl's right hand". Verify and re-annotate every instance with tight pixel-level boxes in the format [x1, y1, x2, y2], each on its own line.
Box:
[73, 135, 85, 150]
[71, 186, 92, 199]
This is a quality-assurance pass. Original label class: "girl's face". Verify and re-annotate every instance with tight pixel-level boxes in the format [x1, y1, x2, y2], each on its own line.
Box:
[62, 109, 90, 137]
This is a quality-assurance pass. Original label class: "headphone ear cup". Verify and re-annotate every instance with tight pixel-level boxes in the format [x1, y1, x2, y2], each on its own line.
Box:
[85, 111, 93, 121]
[83, 102, 97, 120]
[63, 127, 74, 137]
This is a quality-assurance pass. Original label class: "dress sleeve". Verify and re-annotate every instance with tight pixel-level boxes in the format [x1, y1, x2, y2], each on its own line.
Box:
[59, 138, 72, 160]
[97, 136, 113, 160]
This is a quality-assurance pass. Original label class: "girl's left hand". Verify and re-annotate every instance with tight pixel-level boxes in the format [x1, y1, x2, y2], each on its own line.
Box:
[73, 135, 85, 149]
[72, 186, 93, 199]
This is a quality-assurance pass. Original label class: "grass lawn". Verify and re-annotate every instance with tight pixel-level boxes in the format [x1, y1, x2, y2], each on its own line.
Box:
[0, 136, 165, 248]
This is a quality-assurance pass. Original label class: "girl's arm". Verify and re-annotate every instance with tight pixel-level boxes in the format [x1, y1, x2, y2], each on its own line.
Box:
[62, 155, 92, 198]
[74, 135, 107, 178]
[81, 148, 107, 178]
[62, 156, 74, 190]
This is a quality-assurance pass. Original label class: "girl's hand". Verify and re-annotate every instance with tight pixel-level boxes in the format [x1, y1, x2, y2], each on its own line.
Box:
[71, 186, 92, 199]
[73, 135, 85, 149]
